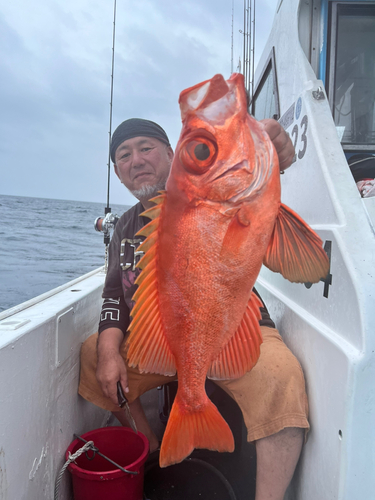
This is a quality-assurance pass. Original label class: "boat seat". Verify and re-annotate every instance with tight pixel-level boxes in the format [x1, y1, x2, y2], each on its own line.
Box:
[157, 380, 245, 450]
[348, 153, 375, 182]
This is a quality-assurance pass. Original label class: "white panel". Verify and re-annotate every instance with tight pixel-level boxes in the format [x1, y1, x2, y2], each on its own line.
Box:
[56, 308, 75, 367]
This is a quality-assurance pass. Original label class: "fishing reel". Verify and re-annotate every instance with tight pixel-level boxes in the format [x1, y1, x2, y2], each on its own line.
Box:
[94, 209, 119, 245]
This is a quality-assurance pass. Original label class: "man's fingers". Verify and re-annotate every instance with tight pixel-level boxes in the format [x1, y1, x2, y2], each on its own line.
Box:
[277, 137, 295, 168]
[272, 130, 290, 153]
[260, 118, 280, 141]
[269, 128, 292, 159]
[279, 150, 296, 169]
[120, 372, 129, 394]
[103, 376, 127, 406]
[260, 118, 295, 171]
[96, 352, 129, 406]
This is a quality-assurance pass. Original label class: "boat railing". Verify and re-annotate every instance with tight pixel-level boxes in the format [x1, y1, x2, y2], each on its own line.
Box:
[0, 266, 105, 322]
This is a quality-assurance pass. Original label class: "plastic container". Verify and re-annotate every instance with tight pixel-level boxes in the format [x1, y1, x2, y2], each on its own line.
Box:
[66, 427, 149, 500]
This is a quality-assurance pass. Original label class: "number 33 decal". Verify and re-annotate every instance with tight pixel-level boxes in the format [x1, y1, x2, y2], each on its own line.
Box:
[290, 115, 308, 160]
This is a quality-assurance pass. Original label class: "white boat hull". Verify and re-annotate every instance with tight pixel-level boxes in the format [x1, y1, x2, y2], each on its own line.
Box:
[254, 0, 375, 498]
[0, 268, 113, 500]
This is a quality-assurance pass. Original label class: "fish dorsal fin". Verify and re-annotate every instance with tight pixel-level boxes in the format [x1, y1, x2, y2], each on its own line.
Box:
[207, 291, 263, 380]
[263, 203, 329, 283]
[126, 192, 176, 376]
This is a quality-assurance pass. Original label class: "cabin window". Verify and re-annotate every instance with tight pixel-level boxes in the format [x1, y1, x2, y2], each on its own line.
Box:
[327, 3, 375, 150]
[252, 48, 280, 120]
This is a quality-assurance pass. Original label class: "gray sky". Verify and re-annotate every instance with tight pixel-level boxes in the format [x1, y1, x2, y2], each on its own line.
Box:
[0, 0, 278, 206]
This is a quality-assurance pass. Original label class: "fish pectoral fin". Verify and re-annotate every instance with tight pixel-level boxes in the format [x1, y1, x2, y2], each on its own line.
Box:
[263, 203, 329, 283]
[237, 207, 252, 226]
[208, 291, 263, 380]
[220, 207, 251, 258]
[159, 396, 234, 468]
[126, 192, 176, 377]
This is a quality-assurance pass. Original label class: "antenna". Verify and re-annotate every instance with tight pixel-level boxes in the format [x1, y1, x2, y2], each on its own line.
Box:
[239, 0, 256, 99]
[251, 0, 256, 102]
[243, 0, 246, 85]
[231, 0, 234, 74]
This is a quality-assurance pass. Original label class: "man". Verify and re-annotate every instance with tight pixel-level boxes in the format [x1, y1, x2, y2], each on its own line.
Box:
[79, 118, 309, 500]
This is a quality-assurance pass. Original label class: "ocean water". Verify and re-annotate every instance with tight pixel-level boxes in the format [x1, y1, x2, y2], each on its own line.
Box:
[0, 194, 131, 313]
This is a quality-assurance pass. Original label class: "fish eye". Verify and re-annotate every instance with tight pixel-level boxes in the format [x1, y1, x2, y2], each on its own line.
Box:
[180, 137, 217, 174]
[194, 143, 210, 161]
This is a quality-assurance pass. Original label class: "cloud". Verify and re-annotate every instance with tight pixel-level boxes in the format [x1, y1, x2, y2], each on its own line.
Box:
[0, 0, 278, 206]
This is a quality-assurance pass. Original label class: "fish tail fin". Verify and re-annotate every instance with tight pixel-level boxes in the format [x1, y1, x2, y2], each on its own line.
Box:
[159, 396, 234, 468]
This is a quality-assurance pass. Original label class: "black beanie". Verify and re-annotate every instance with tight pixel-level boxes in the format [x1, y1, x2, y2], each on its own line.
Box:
[110, 118, 171, 163]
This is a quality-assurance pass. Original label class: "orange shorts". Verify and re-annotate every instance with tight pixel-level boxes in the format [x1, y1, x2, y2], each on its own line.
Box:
[78, 326, 309, 442]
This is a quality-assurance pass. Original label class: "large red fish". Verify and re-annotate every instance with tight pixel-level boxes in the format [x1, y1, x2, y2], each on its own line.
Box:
[126, 73, 329, 467]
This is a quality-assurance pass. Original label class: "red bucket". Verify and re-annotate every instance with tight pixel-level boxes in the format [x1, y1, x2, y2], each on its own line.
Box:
[66, 427, 149, 500]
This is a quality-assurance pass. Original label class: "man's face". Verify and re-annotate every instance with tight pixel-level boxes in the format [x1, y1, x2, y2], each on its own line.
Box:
[114, 136, 173, 199]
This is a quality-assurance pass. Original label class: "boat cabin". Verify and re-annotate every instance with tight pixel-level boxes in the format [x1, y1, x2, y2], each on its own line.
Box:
[252, 0, 375, 498]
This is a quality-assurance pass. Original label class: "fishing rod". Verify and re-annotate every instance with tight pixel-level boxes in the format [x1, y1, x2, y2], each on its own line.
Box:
[94, 0, 119, 268]
[239, 0, 256, 99]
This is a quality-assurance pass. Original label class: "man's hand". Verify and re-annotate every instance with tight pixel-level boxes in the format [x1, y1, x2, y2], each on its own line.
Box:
[96, 327, 128, 407]
[260, 118, 295, 171]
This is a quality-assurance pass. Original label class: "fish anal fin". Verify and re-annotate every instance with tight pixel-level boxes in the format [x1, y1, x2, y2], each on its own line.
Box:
[263, 203, 330, 283]
[208, 291, 263, 380]
[159, 395, 234, 468]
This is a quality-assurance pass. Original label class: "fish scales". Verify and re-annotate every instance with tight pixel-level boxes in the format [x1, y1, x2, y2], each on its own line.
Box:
[126, 73, 329, 467]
